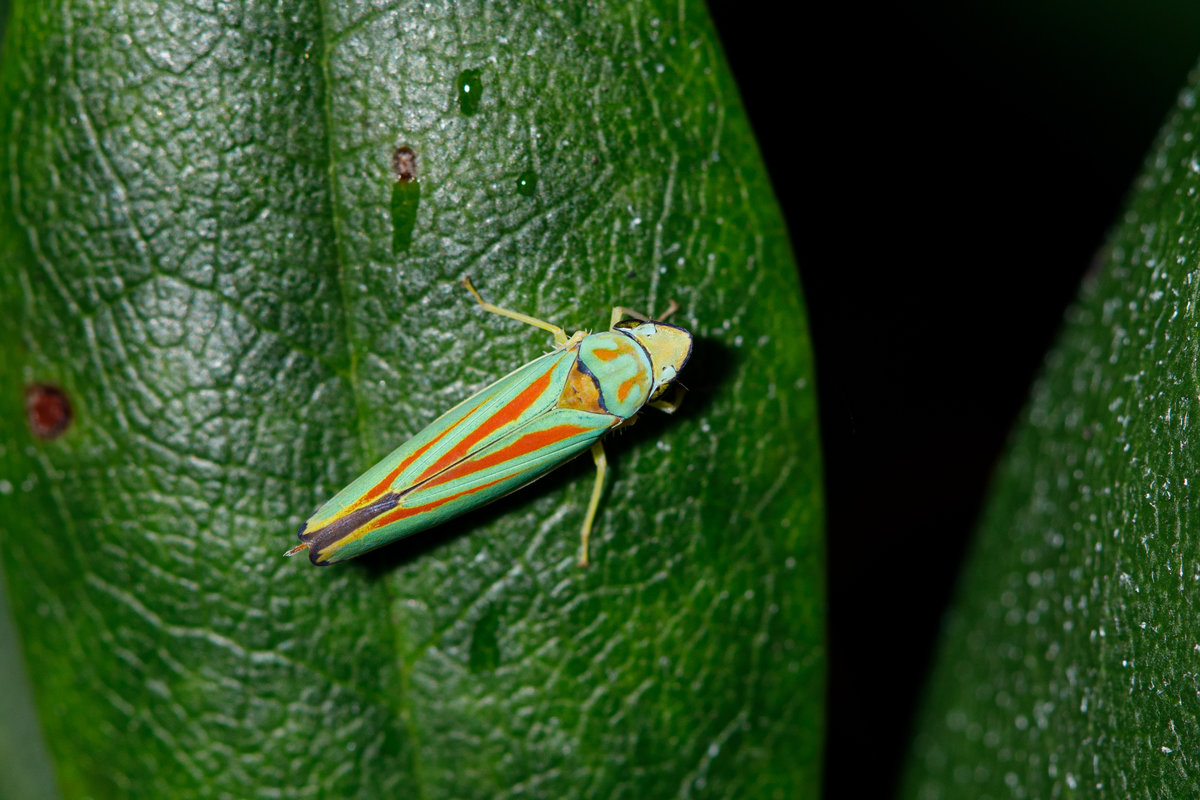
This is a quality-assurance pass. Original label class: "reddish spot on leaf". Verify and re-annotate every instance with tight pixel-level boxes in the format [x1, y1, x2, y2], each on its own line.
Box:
[391, 145, 421, 254]
[392, 145, 417, 182]
[25, 384, 71, 439]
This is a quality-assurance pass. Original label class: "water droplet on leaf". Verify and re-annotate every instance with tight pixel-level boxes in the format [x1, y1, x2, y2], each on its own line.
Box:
[456, 68, 483, 116]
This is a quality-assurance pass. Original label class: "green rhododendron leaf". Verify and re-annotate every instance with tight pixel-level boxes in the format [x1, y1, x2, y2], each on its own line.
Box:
[0, 1, 822, 797]
[905, 64, 1200, 799]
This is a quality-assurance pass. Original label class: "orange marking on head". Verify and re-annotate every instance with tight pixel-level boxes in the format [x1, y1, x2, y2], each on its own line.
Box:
[592, 347, 620, 361]
[414, 367, 555, 483]
[617, 375, 642, 404]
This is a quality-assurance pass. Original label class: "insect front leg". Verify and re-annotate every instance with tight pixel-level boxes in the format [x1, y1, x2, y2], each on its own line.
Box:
[610, 299, 680, 328]
[463, 276, 572, 346]
[650, 384, 687, 414]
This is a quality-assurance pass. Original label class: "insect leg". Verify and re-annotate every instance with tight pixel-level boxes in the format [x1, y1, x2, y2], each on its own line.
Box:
[578, 441, 607, 567]
[650, 384, 687, 414]
[463, 276, 571, 346]
[610, 299, 680, 328]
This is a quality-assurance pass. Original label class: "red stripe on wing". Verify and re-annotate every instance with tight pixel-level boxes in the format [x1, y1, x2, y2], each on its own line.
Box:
[412, 366, 557, 483]
[347, 401, 483, 511]
[422, 423, 593, 491]
[363, 475, 509, 533]
[362, 423, 592, 535]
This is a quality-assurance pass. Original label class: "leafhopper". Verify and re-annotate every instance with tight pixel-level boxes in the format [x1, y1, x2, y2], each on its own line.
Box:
[287, 279, 693, 566]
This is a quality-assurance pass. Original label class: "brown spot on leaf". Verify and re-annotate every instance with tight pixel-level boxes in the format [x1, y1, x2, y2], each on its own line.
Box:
[392, 145, 417, 182]
[25, 384, 71, 439]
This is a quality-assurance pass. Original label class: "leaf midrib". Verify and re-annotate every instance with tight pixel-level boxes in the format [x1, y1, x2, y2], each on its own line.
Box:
[312, 1, 427, 796]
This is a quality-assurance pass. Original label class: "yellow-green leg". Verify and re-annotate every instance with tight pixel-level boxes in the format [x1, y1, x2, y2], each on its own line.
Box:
[463, 276, 573, 346]
[650, 384, 687, 414]
[610, 299, 679, 328]
[579, 441, 607, 567]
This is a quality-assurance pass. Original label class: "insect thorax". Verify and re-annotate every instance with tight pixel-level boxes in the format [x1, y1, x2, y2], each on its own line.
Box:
[557, 331, 654, 419]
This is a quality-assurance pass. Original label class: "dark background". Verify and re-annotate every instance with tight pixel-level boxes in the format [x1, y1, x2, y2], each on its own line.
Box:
[707, 1, 1199, 796]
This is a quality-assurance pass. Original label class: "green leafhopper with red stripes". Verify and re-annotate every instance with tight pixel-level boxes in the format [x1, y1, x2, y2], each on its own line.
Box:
[286, 278, 693, 567]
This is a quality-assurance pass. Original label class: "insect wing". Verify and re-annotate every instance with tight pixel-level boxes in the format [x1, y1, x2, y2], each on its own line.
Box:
[299, 346, 611, 564]
[322, 407, 613, 563]
[398, 407, 612, 509]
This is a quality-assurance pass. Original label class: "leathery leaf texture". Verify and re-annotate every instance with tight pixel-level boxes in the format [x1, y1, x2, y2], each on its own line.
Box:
[904, 66, 1200, 797]
[0, 1, 822, 798]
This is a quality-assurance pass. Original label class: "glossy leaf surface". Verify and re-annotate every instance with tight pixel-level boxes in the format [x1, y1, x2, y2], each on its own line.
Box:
[0, 1, 823, 797]
[905, 66, 1200, 799]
